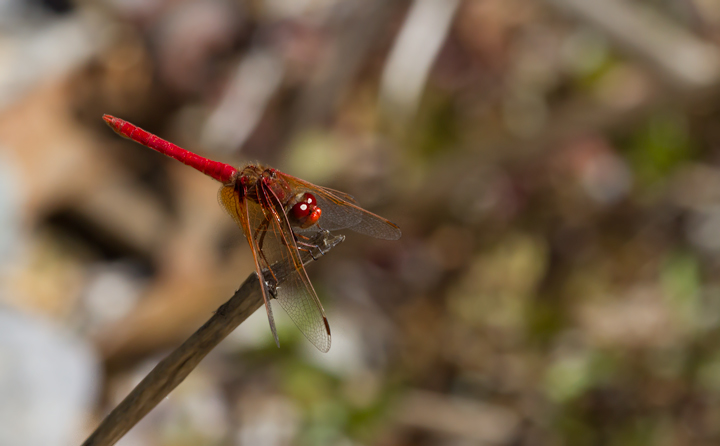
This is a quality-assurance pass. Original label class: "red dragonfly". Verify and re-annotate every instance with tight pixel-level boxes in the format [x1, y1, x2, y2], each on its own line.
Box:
[103, 115, 401, 352]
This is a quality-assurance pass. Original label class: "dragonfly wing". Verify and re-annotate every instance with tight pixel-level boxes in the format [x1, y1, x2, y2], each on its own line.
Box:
[218, 185, 281, 348]
[274, 270, 332, 352]
[315, 186, 358, 204]
[249, 181, 332, 352]
[280, 173, 402, 240]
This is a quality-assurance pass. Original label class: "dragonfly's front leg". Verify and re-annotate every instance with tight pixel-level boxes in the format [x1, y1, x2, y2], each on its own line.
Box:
[295, 228, 331, 260]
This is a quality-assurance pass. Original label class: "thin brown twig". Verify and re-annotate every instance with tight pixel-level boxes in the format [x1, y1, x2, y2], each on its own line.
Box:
[81, 230, 345, 446]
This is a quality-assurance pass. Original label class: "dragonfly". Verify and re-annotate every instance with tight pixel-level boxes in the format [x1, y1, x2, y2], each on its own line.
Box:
[103, 115, 401, 352]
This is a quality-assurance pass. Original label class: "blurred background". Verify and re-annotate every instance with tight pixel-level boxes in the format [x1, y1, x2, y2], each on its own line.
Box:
[4, 0, 720, 445]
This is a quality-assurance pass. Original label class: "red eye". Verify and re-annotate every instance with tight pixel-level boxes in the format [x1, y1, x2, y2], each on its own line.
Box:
[291, 201, 311, 219]
[290, 193, 321, 229]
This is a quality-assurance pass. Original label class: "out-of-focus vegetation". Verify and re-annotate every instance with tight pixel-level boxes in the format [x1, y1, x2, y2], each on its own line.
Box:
[4, 0, 720, 445]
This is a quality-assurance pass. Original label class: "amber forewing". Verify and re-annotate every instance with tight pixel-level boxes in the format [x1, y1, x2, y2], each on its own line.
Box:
[218, 185, 281, 347]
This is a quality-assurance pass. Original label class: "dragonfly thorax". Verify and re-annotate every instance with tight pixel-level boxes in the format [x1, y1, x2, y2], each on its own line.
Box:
[238, 165, 292, 203]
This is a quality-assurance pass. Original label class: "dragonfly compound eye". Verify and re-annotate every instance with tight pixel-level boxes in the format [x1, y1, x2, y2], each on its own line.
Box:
[290, 193, 322, 229]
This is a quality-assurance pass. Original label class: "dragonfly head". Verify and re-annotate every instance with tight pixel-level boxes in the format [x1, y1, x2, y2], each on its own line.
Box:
[288, 192, 322, 229]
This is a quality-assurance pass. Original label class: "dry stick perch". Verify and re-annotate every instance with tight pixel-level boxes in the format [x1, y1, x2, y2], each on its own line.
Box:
[82, 230, 345, 446]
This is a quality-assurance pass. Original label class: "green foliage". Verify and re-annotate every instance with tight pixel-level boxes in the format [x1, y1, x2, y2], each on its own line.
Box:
[280, 362, 392, 445]
[661, 251, 702, 330]
[624, 111, 697, 187]
[410, 93, 459, 161]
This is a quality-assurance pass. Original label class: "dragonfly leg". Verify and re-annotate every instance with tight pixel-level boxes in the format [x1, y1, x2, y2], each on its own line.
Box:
[296, 242, 318, 261]
[294, 229, 332, 259]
